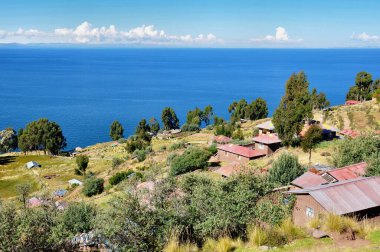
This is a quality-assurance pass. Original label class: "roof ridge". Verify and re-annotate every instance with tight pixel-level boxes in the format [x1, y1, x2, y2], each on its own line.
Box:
[328, 162, 367, 172]
[303, 176, 375, 192]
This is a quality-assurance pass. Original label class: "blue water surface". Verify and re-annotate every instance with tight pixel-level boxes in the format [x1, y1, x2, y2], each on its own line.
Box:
[0, 48, 379, 149]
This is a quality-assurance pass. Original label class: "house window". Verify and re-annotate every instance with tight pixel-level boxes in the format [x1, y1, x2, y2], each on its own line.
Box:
[306, 207, 314, 218]
[258, 144, 265, 150]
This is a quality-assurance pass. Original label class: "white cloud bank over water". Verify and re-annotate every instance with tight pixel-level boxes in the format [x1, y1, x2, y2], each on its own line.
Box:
[251, 26, 303, 43]
[351, 32, 380, 42]
[0, 21, 221, 45]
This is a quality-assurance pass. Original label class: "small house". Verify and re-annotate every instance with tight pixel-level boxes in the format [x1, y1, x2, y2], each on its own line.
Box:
[287, 177, 380, 227]
[26, 161, 41, 169]
[28, 197, 46, 208]
[256, 120, 275, 135]
[345, 100, 361, 106]
[339, 129, 360, 139]
[217, 144, 266, 163]
[252, 134, 282, 155]
[290, 171, 327, 190]
[300, 122, 338, 141]
[68, 179, 83, 186]
[54, 189, 68, 197]
[214, 135, 232, 144]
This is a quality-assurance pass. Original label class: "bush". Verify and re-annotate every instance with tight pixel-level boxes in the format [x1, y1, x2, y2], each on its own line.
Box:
[133, 149, 147, 162]
[83, 177, 104, 197]
[268, 153, 305, 186]
[181, 123, 200, 132]
[159, 145, 167, 151]
[109, 171, 134, 186]
[320, 151, 331, 157]
[170, 147, 212, 176]
[167, 153, 179, 166]
[117, 138, 127, 144]
[208, 143, 217, 155]
[112, 157, 124, 169]
[169, 141, 186, 151]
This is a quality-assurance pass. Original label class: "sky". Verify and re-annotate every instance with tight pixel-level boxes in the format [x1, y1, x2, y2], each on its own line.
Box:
[0, 0, 379, 48]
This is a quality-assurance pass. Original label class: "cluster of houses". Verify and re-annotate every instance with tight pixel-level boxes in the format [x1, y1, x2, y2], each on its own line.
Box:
[211, 119, 339, 177]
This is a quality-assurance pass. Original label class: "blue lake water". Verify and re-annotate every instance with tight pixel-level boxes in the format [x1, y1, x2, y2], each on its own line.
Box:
[0, 48, 379, 149]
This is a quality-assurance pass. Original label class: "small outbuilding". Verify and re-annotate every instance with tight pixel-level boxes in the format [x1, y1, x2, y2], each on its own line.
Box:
[214, 135, 232, 144]
[26, 161, 41, 169]
[217, 144, 266, 163]
[54, 189, 68, 197]
[287, 177, 380, 227]
[68, 179, 83, 186]
[252, 134, 282, 155]
[256, 120, 275, 135]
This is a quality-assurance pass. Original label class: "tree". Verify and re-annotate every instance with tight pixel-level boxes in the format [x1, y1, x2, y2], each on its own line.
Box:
[16, 183, 31, 210]
[0, 128, 18, 153]
[355, 71, 373, 101]
[268, 153, 305, 186]
[229, 99, 248, 123]
[135, 119, 151, 142]
[149, 117, 160, 135]
[202, 105, 214, 125]
[346, 85, 360, 101]
[161, 107, 179, 130]
[186, 107, 203, 126]
[232, 128, 244, 140]
[246, 98, 269, 120]
[109, 120, 124, 141]
[311, 88, 330, 110]
[301, 125, 323, 163]
[272, 72, 312, 146]
[18, 118, 66, 155]
[75, 155, 89, 176]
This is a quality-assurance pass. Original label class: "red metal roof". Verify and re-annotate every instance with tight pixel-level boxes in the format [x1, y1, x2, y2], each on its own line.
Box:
[345, 100, 361, 105]
[217, 144, 266, 158]
[291, 172, 327, 189]
[214, 135, 232, 143]
[340, 129, 360, 138]
[252, 134, 282, 145]
[288, 177, 380, 215]
[327, 162, 367, 181]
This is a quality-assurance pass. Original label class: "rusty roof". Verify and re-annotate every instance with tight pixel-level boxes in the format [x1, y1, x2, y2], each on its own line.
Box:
[287, 177, 380, 215]
[214, 166, 237, 177]
[327, 162, 367, 181]
[291, 172, 328, 189]
[214, 135, 232, 143]
[217, 144, 266, 158]
[252, 134, 282, 145]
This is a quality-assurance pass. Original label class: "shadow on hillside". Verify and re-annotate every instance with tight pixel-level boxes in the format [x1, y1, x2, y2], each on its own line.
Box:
[0, 156, 16, 165]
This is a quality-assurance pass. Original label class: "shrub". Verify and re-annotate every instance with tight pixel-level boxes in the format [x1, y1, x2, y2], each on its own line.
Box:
[181, 123, 200, 132]
[109, 171, 134, 186]
[167, 153, 179, 166]
[268, 153, 305, 186]
[202, 237, 243, 252]
[276, 218, 305, 242]
[208, 143, 217, 155]
[83, 177, 104, 197]
[170, 147, 212, 176]
[320, 151, 331, 157]
[117, 138, 127, 144]
[112, 157, 124, 169]
[159, 145, 167, 151]
[133, 149, 147, 162]
[169, 141, 186, 151]
[75, 155, 89, 176]
[252, 127, 259, 137]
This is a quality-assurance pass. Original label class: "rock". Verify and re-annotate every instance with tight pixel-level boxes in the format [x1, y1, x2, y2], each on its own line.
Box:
[312, 229, 329, 239]
[259, 245, 269, 251]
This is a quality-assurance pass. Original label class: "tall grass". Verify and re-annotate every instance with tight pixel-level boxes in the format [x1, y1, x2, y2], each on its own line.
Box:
[163, 236, 198, 252]
[202, 237, 243, 252]
[276, 218, 306, 241]
[247, 225, 268, 247]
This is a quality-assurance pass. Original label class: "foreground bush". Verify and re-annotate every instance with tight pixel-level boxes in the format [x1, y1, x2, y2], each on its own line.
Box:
[268, 153, 305, 186]
[83, 177, 104, 197]
[170, 147, 212, 175]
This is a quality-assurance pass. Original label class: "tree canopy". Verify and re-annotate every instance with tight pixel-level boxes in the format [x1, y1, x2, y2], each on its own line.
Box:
[301, 125, 323, 163]
[346, 71, 378, 101]
[161, 107, 180, 130]
[109, 120, 124, 141]
[272, 72, 312, 146]
[0, 128, 18, 153]
[148, 117, 160, 135]
[268, 153, 305, 186]
[229, 98, 268, 123]
[18, 118, 66, 154]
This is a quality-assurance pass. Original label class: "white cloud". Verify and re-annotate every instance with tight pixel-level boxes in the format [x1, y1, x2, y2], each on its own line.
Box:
[0, 21, 221, 45]
[251, 26, 302, 43]
[351, 32, 380, 42]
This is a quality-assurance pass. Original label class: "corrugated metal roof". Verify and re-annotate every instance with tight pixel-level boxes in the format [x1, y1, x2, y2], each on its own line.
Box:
[217, 144, 266, 158]
[291, 172, 327, 189]
[214, 135, 232, 143]
[252, 134, 282, 144]
[327, 162, 367, 181]
[256, 120, 275, 130]
[288, 177, 380, 215]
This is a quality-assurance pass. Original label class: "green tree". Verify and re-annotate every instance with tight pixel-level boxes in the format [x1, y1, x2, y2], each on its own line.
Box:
[186, 107, 203, 126]
[272, 72, 312, 146]
[161, 107, 179, 130]
[0, 128, 18, 153]
[311, 88, 330, 110]
[109, 120, 124, 141]
[16, 183, 31, 210]
[355, 71, 373, 101]
[268, 153, 305, 186]
[346, 85, 360, 101]
[214, 122, 234, 137]
[149, 117, 160, 135]
[229, 99, 248, 123]
[135, 119, 151, 142]
[202, 105, 214, 125]
[75, 155, 89, 176]
[301, 125, 323, 163]
[18, 118, 66, 155]
[245, 98, 269, 120]
[232, 128, 244, 140]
